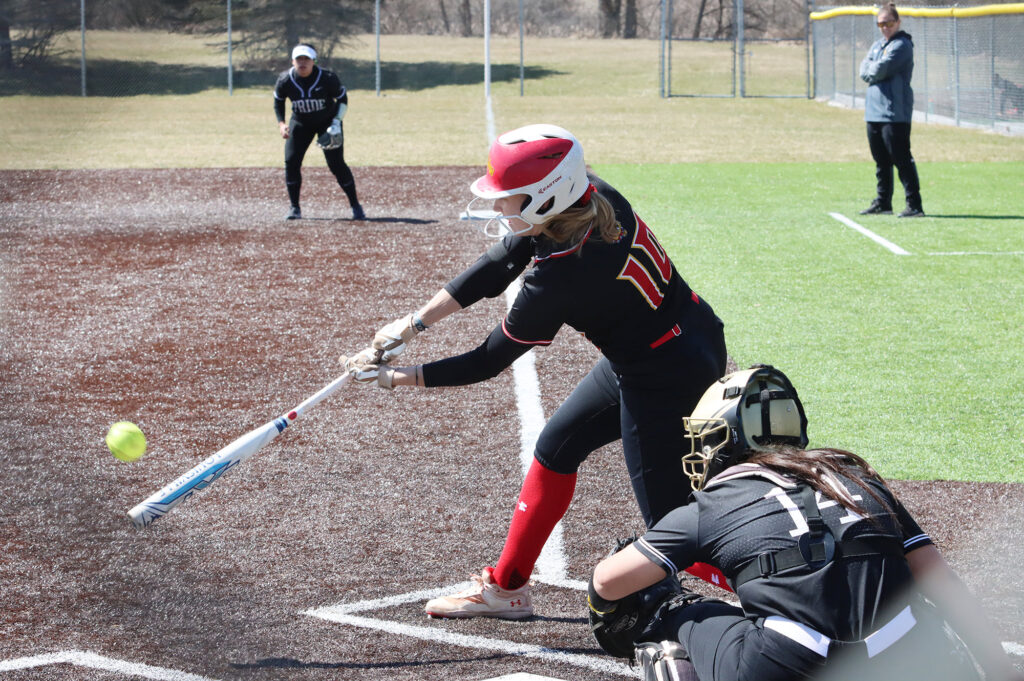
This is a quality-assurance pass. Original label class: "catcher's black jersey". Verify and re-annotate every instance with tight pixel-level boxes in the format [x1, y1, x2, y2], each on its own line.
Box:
[273, 66, 346, 126]
[443, 175, 707, 368]
[635, 463, 932, 641]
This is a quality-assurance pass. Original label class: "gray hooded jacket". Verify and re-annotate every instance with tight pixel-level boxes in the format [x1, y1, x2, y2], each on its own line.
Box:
[860, 30, 915, 122]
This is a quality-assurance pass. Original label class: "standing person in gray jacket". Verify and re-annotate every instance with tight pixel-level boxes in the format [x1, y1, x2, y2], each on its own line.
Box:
[859, 3, 924, 218]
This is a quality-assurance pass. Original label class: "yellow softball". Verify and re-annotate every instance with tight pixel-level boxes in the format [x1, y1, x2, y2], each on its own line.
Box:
[106, 421, 147, 462]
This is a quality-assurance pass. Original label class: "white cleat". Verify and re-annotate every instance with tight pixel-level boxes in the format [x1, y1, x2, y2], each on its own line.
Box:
[425, 567, 533, 620]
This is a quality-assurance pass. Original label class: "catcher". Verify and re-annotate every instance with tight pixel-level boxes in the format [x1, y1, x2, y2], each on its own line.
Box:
[273, 43, 364, 221]
[588, 365, 1021, 681]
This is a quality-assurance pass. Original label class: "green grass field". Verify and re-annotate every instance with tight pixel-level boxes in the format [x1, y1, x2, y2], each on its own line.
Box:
[596, 161, 1024, 482]
[2, 31, 1022, 482]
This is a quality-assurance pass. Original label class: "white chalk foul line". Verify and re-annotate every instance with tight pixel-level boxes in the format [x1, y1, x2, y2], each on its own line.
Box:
[0, 650, 219, 680]
[302, 608, 634, 677]
[925, 251, 1024, 256]
[828, 213, 911, 255]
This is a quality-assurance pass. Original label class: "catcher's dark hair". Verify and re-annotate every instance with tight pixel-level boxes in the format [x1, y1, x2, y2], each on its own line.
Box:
[745, 445, 896, 523]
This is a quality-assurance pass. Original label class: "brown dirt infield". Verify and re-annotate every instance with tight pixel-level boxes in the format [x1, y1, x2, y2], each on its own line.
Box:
[1, 167, 1021, 680]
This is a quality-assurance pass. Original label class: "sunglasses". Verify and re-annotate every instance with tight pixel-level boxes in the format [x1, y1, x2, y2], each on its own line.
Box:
[877, 20, 896, 27]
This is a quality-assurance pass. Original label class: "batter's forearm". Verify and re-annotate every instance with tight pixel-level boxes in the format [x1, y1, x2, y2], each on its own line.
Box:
[416, 289, 463, 328]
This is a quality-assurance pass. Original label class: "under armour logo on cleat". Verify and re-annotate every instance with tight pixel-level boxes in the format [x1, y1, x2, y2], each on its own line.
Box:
[518, 501, 528, 512]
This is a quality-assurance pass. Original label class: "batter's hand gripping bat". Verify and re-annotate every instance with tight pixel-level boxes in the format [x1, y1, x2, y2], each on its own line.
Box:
[128, 373, 352, 528]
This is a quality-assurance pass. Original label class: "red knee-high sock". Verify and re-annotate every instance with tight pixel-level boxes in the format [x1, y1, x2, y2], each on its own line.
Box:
[492, 459, 577, 590]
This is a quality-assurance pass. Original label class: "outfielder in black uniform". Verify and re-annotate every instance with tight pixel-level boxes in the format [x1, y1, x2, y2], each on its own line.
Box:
[273, 43, 364, 221]
[588, 365, 1020, 681]
[341, 124, 728, 619]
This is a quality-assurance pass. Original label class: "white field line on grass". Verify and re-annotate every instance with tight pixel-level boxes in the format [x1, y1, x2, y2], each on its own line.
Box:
[828, 213, 911, 255]
[828, 214, 1023, 258]
[925, 251, 1024, 256]
[0, 650, 219, 680]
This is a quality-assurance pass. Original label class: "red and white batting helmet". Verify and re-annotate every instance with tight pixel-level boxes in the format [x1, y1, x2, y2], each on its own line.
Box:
[471, 124, 590, 225]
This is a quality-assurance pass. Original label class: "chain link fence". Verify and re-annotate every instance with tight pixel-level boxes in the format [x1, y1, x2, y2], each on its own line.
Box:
[659, 0, 812, 97]
[811, 4, 1024, 136]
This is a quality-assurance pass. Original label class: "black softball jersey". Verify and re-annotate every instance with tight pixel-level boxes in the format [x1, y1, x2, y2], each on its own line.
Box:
[635, 463, 933, 641]
[423, 175, 715, 386]
[273, 65, 346, 127]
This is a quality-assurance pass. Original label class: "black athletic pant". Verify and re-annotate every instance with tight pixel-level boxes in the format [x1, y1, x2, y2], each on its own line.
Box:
[866, 121, 921, 211]
[534, 303, 727, 528]
[642, 597, 983, 681]
[285, 118, 358, 208]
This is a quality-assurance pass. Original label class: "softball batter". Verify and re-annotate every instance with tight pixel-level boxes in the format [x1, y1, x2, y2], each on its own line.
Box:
[342, 124, 728, 619]
[273, 43, 364, 221]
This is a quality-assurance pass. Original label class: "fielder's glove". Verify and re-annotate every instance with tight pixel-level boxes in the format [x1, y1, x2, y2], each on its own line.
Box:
[341, 348, 395, 389]
[317, 119, 343, 150]
[371, 313, 425, 357]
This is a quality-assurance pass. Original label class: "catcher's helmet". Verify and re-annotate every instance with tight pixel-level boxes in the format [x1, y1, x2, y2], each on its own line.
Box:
[470, 124, 590, 227]
[682, 365, 808, 492]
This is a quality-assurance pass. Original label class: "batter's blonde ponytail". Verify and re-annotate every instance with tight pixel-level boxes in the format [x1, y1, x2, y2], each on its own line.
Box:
[541, 190, 621, 247]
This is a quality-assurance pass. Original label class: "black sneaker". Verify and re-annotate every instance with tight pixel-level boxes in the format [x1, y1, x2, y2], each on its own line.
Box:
[351, 204, 366, 221]
[285, 205, 302, 220]
[898, 206, 925, 218]
[859, 200, 893, 215]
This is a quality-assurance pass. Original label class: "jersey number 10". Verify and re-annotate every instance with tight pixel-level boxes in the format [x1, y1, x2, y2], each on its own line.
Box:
[616, 214, 672, 310]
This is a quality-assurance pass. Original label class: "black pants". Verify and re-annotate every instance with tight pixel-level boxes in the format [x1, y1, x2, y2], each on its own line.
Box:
[284, 118, 357, 208]
[866, 121, 922, 210]
[643, 597, 983, 681]
[534, 302, 727, 528]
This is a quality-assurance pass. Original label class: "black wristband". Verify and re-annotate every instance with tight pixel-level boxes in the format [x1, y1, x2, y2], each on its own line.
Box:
[412, 314, 428, 332]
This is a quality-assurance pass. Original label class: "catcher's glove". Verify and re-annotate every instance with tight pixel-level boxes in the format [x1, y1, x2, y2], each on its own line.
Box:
[317, 119, 343, 150]
[588, 535, 684, 659]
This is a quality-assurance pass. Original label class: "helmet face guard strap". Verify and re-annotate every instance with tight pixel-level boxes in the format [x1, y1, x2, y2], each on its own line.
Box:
[746, 381, 806, 447]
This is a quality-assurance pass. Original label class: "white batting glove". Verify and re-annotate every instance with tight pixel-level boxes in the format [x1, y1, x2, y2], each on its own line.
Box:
[326, 118, 341, 136]
[341, 348, 395, 389]
[372, 314, 425, 356]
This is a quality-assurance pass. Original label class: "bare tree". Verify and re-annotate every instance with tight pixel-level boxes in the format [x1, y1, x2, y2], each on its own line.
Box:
[458, 0, 473, 35]
[0, 0, 78, 69]
[692, 0, 708, 38]
[438, 0, 451, 33]
[1, 13, 12, 70]
[599, 0, 621, 36]
[623, 0, 637, 37]
[189, 0, 373, 67]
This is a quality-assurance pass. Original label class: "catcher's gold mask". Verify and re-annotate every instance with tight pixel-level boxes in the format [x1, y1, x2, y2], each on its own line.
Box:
[682, 365, 808, 492]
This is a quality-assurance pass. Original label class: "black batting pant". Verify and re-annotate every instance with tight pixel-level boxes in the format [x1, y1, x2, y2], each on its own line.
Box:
[866, 121, 921, 210]
[285, 118, 357, 208]
[534, 305, 726, 528]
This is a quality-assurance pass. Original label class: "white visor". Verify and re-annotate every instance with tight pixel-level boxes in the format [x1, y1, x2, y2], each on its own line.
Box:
[292, 45, 316, 60]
